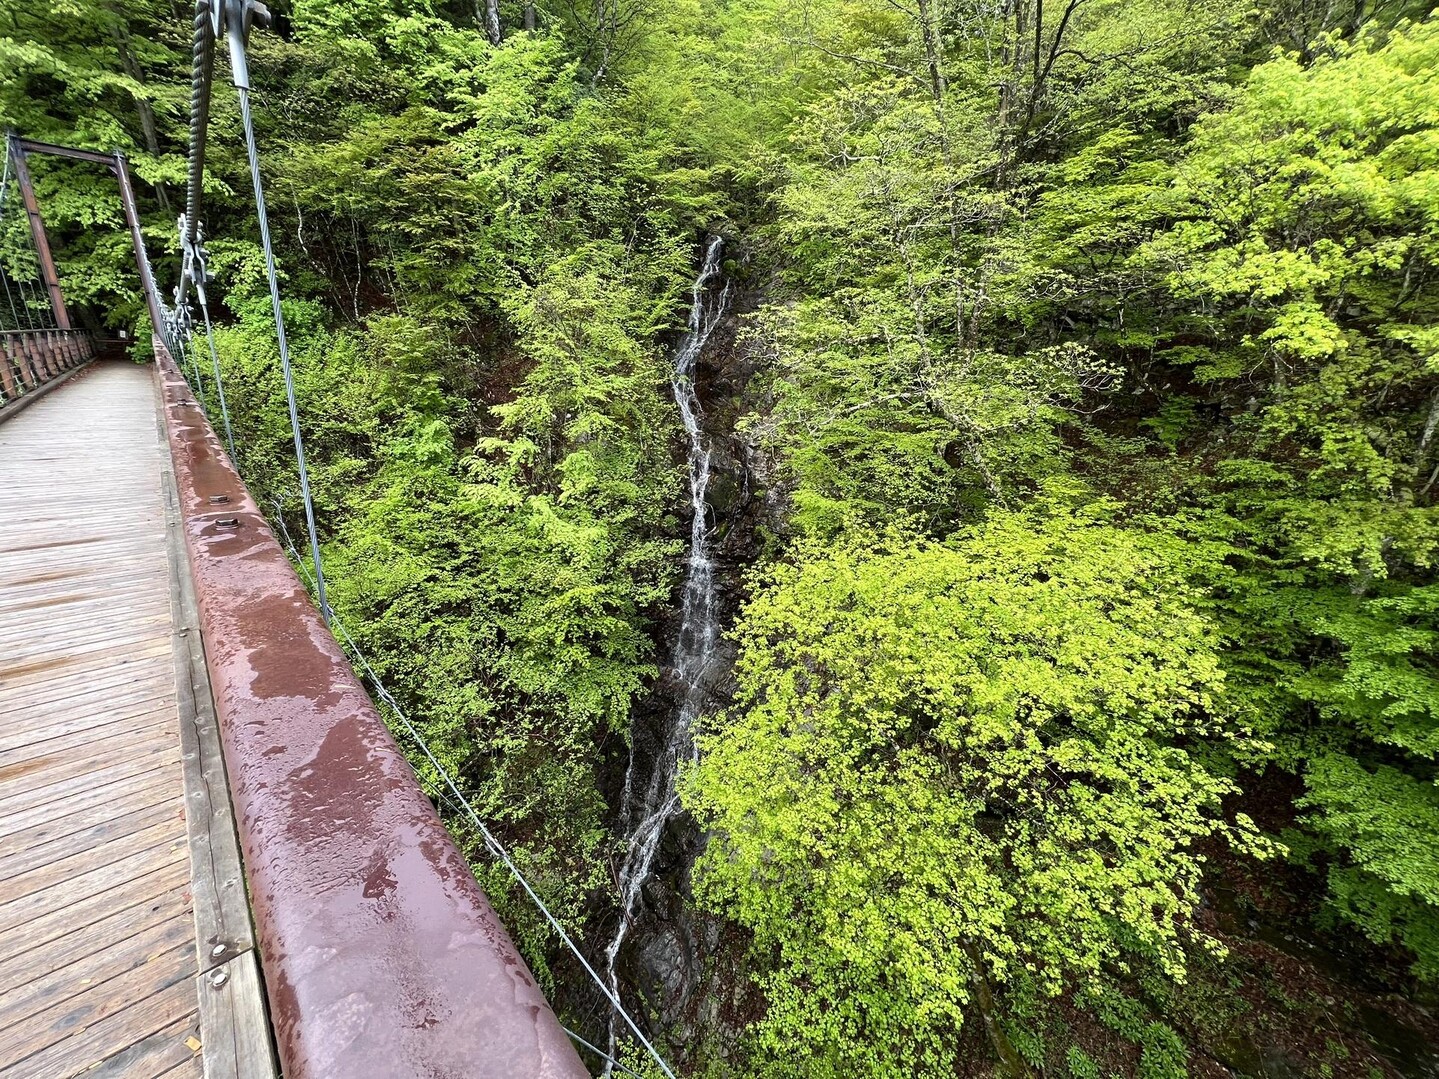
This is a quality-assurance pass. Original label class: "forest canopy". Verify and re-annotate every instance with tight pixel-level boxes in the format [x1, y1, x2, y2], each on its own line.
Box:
[3, 0, 1438, 1075]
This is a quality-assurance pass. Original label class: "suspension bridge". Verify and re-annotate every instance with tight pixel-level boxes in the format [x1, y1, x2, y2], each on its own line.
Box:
[0, 2, 672, 1077]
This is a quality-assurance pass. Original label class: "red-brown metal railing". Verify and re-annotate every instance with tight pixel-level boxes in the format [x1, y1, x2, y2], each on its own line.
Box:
[0, 328, 95, 408]
[153, 338, 588, 1079]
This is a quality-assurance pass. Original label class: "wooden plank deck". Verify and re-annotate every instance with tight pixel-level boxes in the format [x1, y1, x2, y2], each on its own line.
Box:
[0, 362, 274, 1078]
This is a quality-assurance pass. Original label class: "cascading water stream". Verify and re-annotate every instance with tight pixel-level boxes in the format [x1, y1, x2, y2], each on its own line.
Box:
[603, 236, 732, 1072]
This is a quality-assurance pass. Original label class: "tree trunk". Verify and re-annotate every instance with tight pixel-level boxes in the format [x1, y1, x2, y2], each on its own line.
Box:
[481, 0, 503, 44]
[523, 1, 536, 30]
[110, 23, 171, 213]
[960, 940, 1034, 1079]
[996, 0, 1030, 186]
[1416, 386, 1439, 465]
[915, 0, 948, 104]
[591, 1, 615, 85]
[1019, 0, 1085, 144]
[1413, 387, 1439, 499]
[996, 0, 1020, 131]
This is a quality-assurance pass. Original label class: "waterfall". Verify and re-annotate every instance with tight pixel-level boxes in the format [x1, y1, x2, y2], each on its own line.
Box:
[603, 235, 732, 1072]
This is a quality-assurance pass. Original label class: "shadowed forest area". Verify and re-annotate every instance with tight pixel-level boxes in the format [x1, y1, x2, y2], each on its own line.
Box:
[4, 0, 1439, 1075]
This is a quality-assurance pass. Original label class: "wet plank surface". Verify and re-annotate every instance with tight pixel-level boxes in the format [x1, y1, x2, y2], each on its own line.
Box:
[0, 363, 203, 1078]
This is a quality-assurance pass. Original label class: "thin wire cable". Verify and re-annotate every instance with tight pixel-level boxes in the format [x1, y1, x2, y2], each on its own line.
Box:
[0, 159, 39, 333]
[6, 161, 57, 329]
[238, 84, 330, 624]
[13, 274, 29, 328]
[267, 503, 677, 1079]
[336, 627, 677, 1079]
[173, 326, 204, 396]
[14, 258, 44, 329]
[0, 268, 20, 331]
[0, 150, 19, 331]
[197, 297, 236, 459]
[189, 335, 207, 396]
[0, 150, 14, 331]
[561, 1025, 645, 1079]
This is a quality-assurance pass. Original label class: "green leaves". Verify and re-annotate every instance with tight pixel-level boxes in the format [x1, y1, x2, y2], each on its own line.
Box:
[684, 507, 1264, 1076]
[19, 0, 1439, 1065]
[1298, 755, 1439, 980]
[209, 301, 675, 975]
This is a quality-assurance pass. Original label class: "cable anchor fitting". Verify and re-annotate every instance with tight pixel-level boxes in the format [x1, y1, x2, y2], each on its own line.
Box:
[178, 213, 215, 307]
[213, 0, 271, 90]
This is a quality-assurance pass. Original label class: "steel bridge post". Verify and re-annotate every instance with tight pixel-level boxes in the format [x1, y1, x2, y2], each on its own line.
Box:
[112, 152, 167, 340]
[6, 137, 69, 329]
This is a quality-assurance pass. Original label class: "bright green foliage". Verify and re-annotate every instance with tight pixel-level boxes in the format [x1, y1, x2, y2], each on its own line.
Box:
[1138, 22, 1439, 580]
[685, 504, 1265, 1076]
[209, 291, 681, 976]
[1118, 24, 1439, 975]
[735, 0, 1250, 535]
[682, 5, 1439, 1065]
[0, 0, 191, 327]
[1081, 986, 1189, 1079]
[13, 0, 1439, 1072]
[1298, 754, 1439, 979]
[1288, 584, 1439, 977]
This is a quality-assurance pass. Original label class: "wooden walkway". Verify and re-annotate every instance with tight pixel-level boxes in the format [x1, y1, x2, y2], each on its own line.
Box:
[0, 362, 273, 1078]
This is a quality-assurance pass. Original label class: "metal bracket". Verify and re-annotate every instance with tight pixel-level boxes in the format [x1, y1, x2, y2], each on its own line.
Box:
[218, 0, 271, 90]
[178, 213, 213, 307]
[168, 294, 194, 343]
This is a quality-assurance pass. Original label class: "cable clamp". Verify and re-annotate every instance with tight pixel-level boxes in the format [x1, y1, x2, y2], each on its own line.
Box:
[178, 213, 214, 305]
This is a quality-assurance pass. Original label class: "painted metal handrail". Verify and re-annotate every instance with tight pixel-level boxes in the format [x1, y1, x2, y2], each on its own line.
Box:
[0, 328, 95, 407]
[153, 338, 588, 1079]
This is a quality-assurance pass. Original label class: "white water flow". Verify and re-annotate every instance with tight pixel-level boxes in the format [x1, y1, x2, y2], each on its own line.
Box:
[603, 236, 732, 1072]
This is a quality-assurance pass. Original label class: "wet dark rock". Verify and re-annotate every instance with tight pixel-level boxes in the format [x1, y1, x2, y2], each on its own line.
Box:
[1213, 1033, 1310, 1079]
[599, 236, 764, 1071]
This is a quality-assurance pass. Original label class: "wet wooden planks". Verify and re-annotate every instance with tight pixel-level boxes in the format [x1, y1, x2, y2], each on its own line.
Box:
[0, 363, 213, 1078]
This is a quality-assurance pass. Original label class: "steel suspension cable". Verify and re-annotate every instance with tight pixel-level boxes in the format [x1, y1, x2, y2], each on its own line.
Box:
[197, 297, 236, 459]
[235, 80, 330, 624]
[183, 1, 213, 256]
[0, 152, 17, 331]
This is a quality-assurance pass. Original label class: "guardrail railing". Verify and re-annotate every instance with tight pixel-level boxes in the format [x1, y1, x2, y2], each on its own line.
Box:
[153, 338, 588, 1079]
[0, 327, 94, 407]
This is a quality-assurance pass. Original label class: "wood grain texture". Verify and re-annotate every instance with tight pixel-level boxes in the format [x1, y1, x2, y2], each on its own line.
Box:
[160, 449, 256, 974]
[0, 363, 273, 1078]
[157, 382, 275, 1078]
[195, 952, 279, 1079]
